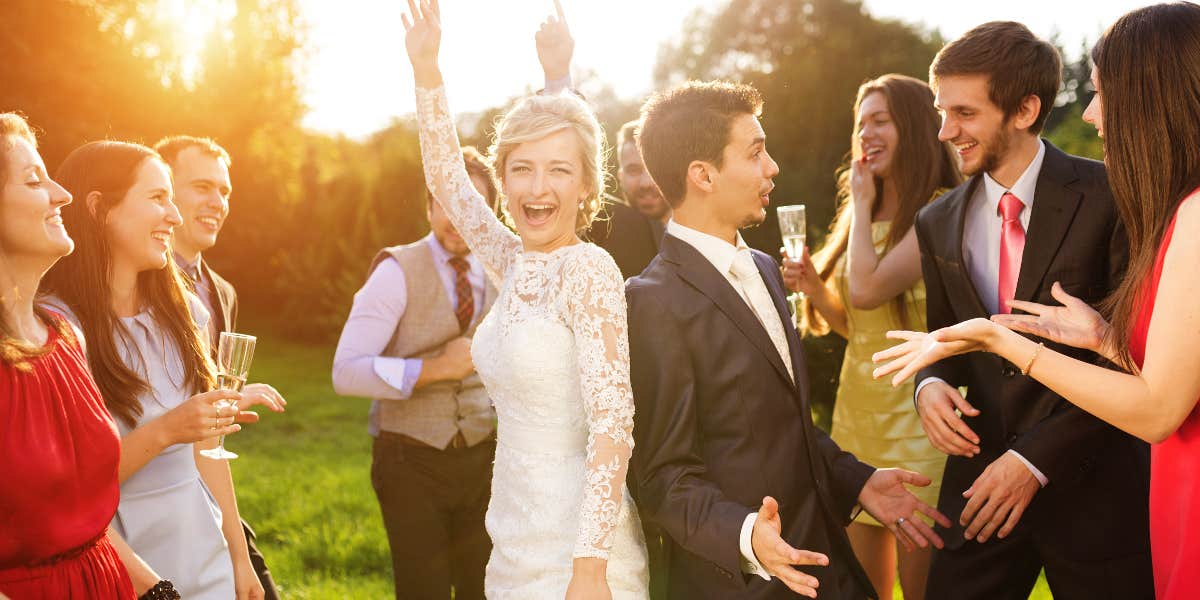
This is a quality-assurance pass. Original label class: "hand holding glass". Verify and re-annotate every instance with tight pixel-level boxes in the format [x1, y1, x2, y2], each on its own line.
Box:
[200, 332, 256, 460]
[777, 205, 808, 318]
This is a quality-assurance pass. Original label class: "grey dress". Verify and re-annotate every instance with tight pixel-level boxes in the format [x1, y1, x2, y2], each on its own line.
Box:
[45, 295, 235, 600]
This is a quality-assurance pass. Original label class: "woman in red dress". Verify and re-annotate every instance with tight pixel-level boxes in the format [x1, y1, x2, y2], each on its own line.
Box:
[0, 113, 181, 599]
[871, 4, 1200, 598]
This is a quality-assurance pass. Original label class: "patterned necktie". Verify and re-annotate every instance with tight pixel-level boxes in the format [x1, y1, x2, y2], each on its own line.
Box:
[998, 192, 1027, 314]
[449, 257, 474, 332]
[729, 250, 795, 381]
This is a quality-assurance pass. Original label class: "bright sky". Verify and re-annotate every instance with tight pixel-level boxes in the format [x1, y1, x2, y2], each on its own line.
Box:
[298, 0, 1153, 137]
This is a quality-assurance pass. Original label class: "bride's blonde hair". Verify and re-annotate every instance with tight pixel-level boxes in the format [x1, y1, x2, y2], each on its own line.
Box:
[489, 93, 608, 232]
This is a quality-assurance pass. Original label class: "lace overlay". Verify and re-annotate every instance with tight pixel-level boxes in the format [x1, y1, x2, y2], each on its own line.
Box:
[415, 85, 647, 596]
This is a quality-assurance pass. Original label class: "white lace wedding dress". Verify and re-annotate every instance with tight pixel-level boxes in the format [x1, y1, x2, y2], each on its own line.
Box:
[415, 85, 649, 598]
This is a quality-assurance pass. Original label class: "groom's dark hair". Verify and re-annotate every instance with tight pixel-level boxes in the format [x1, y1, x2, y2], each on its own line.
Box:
[930, 21, 1062, 134]
[637, 80, 763, 207]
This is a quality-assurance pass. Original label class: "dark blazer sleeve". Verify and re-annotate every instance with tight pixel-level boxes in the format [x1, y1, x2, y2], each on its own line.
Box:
[225, 280, 238, 334]
[913, 206, 969, 391]
[812, 428, 876, 521]
[627, 285, 751, 581]
[1010, 205, 1130, 482]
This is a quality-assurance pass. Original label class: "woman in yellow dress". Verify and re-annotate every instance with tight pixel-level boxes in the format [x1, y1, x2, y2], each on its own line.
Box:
[783, 74, 961, 600]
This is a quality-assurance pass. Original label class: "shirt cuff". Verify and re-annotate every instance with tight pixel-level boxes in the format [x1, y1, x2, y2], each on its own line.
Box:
[543, 73, 573, 95]
[1006, 449, 1049, 487]
[739, 512, 771, 581]
[914, 376, 947, 408]
[372, 357, 422, 399]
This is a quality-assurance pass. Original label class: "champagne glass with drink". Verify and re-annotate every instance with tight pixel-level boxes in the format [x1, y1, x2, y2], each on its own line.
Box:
[777, 204, 807, 319]
[200, 332, 256, 460]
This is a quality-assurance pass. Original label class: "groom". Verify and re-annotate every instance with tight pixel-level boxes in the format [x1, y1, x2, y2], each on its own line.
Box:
[626, 81, 949, 599]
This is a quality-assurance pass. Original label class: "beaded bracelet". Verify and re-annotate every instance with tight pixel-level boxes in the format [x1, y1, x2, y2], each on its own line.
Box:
[1021, 343, 1045, 376]
[138, 580, 180, 600]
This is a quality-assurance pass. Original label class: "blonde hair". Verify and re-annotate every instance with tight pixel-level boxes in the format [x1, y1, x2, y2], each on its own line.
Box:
[489, 93, 607, 232]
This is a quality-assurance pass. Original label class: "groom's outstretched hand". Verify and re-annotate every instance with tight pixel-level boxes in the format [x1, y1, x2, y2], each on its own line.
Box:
[751, 496, 828, 598]
[858, 469, 953, 551]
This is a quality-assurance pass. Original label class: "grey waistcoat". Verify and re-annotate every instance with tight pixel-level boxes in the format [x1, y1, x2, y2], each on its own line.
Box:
[367, 239, 497, 448]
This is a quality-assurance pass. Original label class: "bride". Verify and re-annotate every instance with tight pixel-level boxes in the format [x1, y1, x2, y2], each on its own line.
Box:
[402, 0, 649, 597]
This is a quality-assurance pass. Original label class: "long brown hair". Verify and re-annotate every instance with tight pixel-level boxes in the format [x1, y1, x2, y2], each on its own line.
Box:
[41, 141, 215, 427]
[801, 75, 962, 336]
[0, 112, 71, 369]
[1092, 2, 1200, 370]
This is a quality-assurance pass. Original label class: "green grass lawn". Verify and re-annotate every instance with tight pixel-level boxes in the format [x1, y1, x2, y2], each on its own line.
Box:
[228, 330, 1053, 598]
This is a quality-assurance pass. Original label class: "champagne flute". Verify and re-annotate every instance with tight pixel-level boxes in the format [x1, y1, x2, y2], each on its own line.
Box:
[777, 204, 807, 319]
[200, 332, 256, 460]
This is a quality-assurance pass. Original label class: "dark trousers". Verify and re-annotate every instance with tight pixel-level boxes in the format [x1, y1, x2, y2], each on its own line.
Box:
[926, 523, 1153, 600]
[371, 433, 494, 600]
[242, 519, 278, 600]
[643, 521, 670, 600]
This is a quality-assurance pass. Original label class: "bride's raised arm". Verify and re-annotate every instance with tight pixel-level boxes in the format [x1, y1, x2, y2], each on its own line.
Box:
[564, 246, 637, 562]
[405, 0, 521, 284]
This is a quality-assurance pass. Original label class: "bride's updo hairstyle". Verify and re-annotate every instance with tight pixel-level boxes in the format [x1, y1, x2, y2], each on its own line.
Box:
[489, 93, 608, 232]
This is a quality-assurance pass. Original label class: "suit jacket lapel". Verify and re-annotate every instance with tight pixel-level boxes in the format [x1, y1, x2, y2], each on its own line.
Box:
[661, 235, 795, 388]
[1014, 143, 1083, 303]
[753, 251, 803, 388]
[949, 176, 991, 319]
[201, 260, 235, 334]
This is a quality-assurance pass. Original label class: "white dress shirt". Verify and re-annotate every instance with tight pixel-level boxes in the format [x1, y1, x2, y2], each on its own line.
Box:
[331, 234, 486, 436]
[665, 219, 777, 581]
[916, 140, 1049, 486]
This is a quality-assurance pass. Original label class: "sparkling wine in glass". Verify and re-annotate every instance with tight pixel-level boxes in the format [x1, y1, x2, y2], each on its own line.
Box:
[200, 332, 256, 460]
[777, 204, 808, 321]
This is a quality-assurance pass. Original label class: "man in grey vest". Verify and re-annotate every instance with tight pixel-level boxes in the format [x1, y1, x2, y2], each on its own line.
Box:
[332, 148, 499, 599]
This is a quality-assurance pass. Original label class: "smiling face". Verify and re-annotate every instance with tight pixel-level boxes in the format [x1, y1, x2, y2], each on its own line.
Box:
[935, 74, 1015, 177]
[857, 91, 900, 178]
[708, 113, 779, 230]
[619, 140, 669, 222]
[103, 158, 182, 274]
[502, 128, 587, 252]
[169, 146, 231, 260]
[0, 136, 74, 262]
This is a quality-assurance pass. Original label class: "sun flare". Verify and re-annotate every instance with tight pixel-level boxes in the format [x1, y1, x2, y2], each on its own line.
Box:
[155, 0, 236, 86]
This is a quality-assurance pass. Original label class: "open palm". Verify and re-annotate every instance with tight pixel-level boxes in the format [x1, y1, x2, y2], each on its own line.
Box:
[402, 0, 442, 69]
[991, 281, 1110, 354]
[872, 318, 996, 385]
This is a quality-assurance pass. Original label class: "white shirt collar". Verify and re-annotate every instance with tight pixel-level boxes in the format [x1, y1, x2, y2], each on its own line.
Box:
[666, 219, 750, 275]
[981, 139, 1045, 216]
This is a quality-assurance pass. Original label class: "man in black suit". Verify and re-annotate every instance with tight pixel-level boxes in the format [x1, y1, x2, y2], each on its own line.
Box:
[156, 135, 285, 600]
[912, 22, 1152, 599]
[627, 80, 949, 600]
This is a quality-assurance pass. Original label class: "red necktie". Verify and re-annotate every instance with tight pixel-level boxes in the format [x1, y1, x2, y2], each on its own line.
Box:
[449, 257, 474, 332]
[998, 192, 1026, 314]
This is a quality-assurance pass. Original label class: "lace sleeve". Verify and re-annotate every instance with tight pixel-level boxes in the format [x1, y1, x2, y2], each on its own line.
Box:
[414, 85, 521, 285]
[563, 245, 636, 559]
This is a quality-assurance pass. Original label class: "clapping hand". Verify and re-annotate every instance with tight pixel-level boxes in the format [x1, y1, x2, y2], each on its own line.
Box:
[750, 496, 829, 598]
[857, 469, 953, 551]
[871, 318, 999, 385]
[990, 281, 1113, 358]
[535, 0, 573, 81]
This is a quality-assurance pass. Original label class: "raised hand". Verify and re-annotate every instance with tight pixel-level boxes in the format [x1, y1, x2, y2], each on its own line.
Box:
[857, 469, 953, 551]
[750, 496, 828, 598]
[848, 156, 877, 214]
[401, 0, 443, 86]
[535, 0, 574, 81]
[872, 318, 998, 385]
[958, 452, 1041, 543]
[916, 380, 981, 457]
[991, 281, 1112, 357]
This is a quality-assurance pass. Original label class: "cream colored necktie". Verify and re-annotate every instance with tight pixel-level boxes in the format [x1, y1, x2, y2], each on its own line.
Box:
[730, 250, 794, 381]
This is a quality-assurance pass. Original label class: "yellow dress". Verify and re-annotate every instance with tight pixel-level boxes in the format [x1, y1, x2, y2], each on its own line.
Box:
[830, 220, 945, 527]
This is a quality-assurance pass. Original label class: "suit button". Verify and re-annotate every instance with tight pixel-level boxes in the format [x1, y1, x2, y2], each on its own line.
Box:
[1002, 365, 1018, 378]
[1007, 434, 1018, 445]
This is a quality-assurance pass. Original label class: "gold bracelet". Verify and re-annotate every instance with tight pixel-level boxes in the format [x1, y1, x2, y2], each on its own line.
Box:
[1021, 342, 1045, 376]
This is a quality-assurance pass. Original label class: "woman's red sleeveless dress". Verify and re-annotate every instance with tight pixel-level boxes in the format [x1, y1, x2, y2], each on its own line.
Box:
[1129, 206, 1200, 599]
[0, 313, 134, 599]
